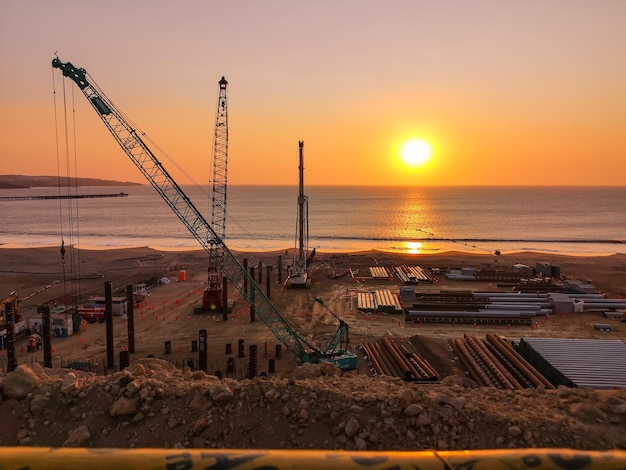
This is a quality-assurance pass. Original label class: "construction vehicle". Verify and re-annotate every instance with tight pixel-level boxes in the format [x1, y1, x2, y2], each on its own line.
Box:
[52, 57, 357, 370]
[313, 297, 356, 369]
[286, 141, 312, 288]
[202, 76, 230, 312]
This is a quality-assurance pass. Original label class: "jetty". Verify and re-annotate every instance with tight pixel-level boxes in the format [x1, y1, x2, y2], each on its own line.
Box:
[0, 192, 129, 201]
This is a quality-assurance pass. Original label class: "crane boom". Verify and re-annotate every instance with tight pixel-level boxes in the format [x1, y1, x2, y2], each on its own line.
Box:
[210, 77, 229, 241]
[51, 57, 323, 362]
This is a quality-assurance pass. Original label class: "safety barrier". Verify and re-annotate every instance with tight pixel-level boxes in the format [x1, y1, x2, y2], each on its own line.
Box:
[1, 448, 625, 469]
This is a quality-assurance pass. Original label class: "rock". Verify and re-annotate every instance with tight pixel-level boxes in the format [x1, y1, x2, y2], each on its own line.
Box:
[434, 393, 463, 411]
[508, 425, 522, 437]
[319, 362, 341, 376]
[63, 425, 91, 447]
[557, 385, 576, 400]
[354, 436, 368, 450]
[110, 397, 139, 416]
[416, 413, 431, 426]
[403, 403, 423, 417]
[208, 383, 234, 402]
[570, 402, 607, 423]
[191, 370, 208, 380]
[192, 418, 207, 434]
[294, 363, 322, 379]
[0, 365, 42, 399]
[441, 375, 464, 387]
[125, 380, 141, 394]
[60, 373, 79, 395]
[30, 394, 50, 415]
[398, 389, 416, 407]
[127, 363, 146, 377]
[610, 403, 626, 416]
[344, 418, 360, 437]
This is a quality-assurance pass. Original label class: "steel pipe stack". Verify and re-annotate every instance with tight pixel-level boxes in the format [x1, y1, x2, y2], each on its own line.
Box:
[369, 266, 391, 279]
[449, 334, 555, 390]
[360, 338, 439, 382]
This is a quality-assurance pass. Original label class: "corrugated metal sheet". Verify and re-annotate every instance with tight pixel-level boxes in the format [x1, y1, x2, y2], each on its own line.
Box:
[523, 338, 626, 389]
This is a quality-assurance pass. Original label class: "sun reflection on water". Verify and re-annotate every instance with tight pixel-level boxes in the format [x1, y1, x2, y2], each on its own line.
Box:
[406, 241, 423, 254]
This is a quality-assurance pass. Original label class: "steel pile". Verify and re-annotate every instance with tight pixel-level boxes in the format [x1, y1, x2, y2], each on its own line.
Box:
[357, 290, 403, 314]
[448, 333, 555, 390]
[360, 337, 439, 382]
[394, 265, 438, 283]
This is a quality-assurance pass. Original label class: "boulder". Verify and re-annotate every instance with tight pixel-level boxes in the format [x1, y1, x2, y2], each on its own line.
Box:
[0, 365, 42, 399]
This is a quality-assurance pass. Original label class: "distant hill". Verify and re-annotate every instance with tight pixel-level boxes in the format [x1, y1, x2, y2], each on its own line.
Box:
[0, 175, 143, 189]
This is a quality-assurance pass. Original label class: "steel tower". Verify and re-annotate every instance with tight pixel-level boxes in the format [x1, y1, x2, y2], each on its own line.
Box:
[210, 76, 229, 241]
[203, 76, 229, 310]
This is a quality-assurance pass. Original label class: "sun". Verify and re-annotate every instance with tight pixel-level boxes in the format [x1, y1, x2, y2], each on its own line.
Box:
[400, 139, 433, 167]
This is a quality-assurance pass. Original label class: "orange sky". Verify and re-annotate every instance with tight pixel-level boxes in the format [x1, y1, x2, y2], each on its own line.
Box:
[1, 1, 625, 186]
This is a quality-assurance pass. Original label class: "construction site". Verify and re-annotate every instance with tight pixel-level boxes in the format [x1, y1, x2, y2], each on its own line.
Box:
[1, 57, 626, 455]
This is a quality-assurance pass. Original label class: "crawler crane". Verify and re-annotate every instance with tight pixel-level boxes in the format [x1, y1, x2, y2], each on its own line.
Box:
[52, 57, 357, 370]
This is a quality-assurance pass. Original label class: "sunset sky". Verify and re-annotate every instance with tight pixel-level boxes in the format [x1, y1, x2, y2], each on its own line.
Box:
[1, 1, 625, 186]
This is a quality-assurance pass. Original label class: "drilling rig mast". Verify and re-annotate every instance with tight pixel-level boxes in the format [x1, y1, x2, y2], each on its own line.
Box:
[203, 77, 229, 311]
[287, 141, 311, 288]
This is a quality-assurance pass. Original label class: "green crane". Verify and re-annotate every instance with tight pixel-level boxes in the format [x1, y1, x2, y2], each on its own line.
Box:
[51, 57, 356, 370]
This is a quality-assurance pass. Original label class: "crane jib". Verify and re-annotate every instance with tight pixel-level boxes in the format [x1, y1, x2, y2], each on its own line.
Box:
[52, 57, 357, 370]
[52, 58, 89, 90]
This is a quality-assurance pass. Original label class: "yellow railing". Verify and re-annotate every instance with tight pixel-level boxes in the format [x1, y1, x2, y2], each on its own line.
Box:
[1, 448, 625, 469]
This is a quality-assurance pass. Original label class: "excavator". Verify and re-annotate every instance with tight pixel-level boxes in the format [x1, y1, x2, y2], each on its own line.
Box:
[51, 57, 357, 370]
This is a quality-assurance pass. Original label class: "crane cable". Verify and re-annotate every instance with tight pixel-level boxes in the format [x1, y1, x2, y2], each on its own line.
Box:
[52, 66, 69, 309]
[68, 80, 83, 308]
[85, 71, 278, 259]
[52, 64, 82, 313]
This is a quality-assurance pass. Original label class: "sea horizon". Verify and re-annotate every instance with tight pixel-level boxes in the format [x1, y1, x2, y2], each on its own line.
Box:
[1, 185, 624, 257]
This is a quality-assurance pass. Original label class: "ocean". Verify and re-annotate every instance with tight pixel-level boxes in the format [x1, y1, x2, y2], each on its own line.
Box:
[1, 185, 624, 256]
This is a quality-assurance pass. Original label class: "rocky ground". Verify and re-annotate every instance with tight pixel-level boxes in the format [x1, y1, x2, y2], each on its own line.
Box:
[1, 358, 625, 450]
[2, 247, 626, 451]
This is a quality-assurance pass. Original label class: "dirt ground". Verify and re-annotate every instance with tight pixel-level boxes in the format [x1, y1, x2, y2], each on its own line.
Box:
[2, 246, 626, 452]
[3, 246, 626, 377]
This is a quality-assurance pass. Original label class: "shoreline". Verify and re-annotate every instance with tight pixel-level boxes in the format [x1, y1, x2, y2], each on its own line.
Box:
[0, 242, 621, 258]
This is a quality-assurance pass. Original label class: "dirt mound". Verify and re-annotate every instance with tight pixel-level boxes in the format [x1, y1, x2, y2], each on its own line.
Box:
[1, 360, 625, 450]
